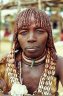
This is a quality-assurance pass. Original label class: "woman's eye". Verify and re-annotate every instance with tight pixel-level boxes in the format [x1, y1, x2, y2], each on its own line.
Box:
[36, 29, 45, 34]
[19, 30, 28, 35]
[36, 30, 42, 34]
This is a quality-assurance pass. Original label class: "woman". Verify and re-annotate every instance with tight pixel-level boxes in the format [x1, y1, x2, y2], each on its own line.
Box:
[0, 8, 63, 96]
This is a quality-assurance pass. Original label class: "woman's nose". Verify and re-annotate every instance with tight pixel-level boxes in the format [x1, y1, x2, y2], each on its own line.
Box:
[27, 32, 36, 43]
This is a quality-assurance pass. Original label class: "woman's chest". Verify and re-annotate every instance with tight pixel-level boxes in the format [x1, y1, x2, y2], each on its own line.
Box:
[22, 64, 44, 94]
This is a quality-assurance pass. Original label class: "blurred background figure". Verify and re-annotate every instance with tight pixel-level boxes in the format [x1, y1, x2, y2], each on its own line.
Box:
[4, 27, 11, 37]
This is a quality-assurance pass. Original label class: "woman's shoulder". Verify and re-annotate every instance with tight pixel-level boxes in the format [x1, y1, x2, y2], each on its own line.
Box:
[57, 56, 63, 66]
[55, 55, 63, 78]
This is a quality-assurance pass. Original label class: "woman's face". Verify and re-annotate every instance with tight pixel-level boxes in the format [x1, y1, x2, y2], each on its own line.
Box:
[18, 15, 48, 59]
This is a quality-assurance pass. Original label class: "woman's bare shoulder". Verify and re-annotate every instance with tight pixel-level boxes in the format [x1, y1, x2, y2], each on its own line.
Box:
[55, 56, 63, 78]
[57, 56, 63, 67]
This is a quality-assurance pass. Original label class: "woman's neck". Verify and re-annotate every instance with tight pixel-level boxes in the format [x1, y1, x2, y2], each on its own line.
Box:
[22, 51, 46, 67]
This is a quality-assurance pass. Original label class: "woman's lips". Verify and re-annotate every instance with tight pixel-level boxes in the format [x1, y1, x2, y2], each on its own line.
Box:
[26, 47, 39, 52]
[27, 48, 36, 51]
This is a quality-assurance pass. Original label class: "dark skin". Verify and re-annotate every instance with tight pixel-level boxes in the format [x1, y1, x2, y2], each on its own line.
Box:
[17, 15, 63, 94]
[22, 62, 45, 94]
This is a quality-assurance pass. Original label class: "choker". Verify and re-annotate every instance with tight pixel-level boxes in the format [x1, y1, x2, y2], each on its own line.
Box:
[22, 53, 46, 67]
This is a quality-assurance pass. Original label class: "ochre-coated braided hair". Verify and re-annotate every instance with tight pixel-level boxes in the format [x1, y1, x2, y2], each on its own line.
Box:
[14, 8, 57, 61]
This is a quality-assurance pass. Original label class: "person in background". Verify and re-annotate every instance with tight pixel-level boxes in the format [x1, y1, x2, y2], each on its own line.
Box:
[0, 8, 63, 96]
[4, 27, 11, 37]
